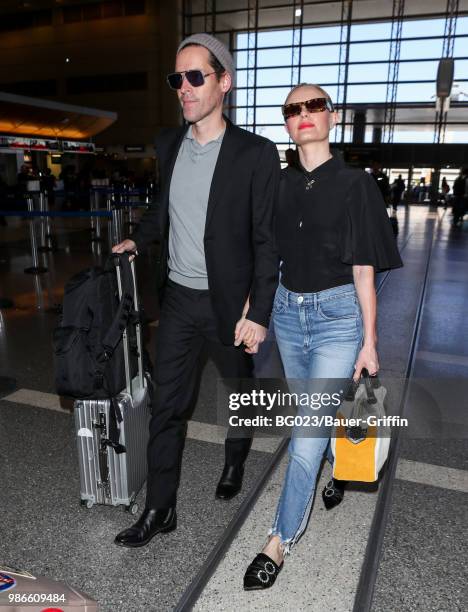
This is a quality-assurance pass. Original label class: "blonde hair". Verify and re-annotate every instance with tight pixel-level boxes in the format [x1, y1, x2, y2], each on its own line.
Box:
[284, 83, 333, 106]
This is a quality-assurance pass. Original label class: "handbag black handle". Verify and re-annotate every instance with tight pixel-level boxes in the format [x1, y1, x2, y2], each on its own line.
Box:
[362, 369, 378, 404]
[344, 368, 380, 402]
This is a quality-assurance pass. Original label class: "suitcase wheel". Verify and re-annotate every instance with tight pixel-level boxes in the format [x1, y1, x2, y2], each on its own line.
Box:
[81, 499, 94, 509]
[126, 502, 139, 515]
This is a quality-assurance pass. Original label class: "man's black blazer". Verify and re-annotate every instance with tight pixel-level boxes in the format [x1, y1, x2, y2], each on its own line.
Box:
[132, 116, 280, 345]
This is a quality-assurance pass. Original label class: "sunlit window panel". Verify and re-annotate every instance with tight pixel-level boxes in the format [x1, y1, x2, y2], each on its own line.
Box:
[348, 41, 391, 62]
[396, 83, 438, 102]
[255, 106, 285, 125]
[301, 26, 343, 45]
[255, 86, 295, 106]
[397, 61, 439, 81]
[346, 84, 389, 103]
[453, 37, 468, 57]
[235, 89, 248, 107]
[350, 22, 392, 41]
[300, 65, 340, 85]
[235, 107, 248, 125]
[257, 47, 294, 68]
[347, 63, 391, 83]
[236, 70, 248, 88]
[256, 67, 294, 87]
[301, 44, 341, 65]
[256, 29, 293, 48]
[234, 50, 248, 70]
[456, 16, 468, 34]
[401, 18, 445, 38]
[255, 125, 290, 143]
[400, 39, 444, 60]
[392, 130, 444, 143]
[443, 126, 468, 144]
[454, 59, 468, 80]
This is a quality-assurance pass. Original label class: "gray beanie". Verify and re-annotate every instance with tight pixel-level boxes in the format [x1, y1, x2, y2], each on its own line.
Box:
[177, 33, 235, 88]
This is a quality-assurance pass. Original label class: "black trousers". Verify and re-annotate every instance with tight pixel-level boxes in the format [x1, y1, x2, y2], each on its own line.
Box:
[146, 280, 253, 509]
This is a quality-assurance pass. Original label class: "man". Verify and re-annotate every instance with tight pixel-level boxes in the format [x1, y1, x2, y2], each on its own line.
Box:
[390, 174, 405, 211]
[112, 33, 280, 548]
[452, 167, 468, 226]
[370, 161, 390, 205]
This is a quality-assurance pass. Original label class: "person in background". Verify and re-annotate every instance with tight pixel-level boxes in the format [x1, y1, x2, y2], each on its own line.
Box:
[41, 168, 56, 208]
[452, 168, 468, 226]
[284, 147, 298, 168]
[370, 161, 390, 206]
[441, 176, 450, 209]
[390, 174, 405, 211]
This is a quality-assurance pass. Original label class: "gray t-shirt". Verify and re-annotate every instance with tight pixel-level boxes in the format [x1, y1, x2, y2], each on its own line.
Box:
[168, 124, 225, 290]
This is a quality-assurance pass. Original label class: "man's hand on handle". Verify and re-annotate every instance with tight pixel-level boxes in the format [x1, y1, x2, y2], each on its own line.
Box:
[112, 239, 138, 261]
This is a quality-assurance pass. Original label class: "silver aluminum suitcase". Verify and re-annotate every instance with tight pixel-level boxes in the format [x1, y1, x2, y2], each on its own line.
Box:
[74, 258, 150, 514]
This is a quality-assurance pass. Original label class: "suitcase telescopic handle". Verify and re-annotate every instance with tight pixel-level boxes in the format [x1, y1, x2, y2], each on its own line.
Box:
[114, 253, 145, 393]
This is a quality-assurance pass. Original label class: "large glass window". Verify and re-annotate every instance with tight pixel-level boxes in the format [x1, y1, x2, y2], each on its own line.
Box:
[184, 7, 468, 147]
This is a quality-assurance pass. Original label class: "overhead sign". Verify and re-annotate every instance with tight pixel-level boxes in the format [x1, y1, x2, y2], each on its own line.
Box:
[124, 145, 145, 153]
[0, 135, 95, 153]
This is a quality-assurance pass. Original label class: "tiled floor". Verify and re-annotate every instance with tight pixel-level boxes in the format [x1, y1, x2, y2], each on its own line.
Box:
[1, 207, 467, 612]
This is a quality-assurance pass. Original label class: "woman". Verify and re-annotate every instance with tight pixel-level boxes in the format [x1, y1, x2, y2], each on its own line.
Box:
[243, 83, 402, 590]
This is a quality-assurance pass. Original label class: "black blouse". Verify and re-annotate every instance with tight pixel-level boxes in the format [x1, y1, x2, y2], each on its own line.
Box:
[276, 155, 403, 293]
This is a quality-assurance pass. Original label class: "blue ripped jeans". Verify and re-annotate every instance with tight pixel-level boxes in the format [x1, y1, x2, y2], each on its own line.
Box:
[270, 282, 363, 554]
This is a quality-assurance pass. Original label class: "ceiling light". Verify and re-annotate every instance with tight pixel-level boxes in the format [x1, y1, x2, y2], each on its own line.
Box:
[295, 8, 302, 17]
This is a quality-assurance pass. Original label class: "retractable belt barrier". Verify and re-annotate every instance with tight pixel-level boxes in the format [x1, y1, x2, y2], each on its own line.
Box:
[0, 195, 153, 275]
[0, 194, 154, 312]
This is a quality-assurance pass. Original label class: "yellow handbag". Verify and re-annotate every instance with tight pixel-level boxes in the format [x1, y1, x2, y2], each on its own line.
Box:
[330, 370, 390, 482]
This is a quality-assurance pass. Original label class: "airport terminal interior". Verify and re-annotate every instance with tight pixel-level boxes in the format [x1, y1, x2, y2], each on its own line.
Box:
[1, 1, 467, 611]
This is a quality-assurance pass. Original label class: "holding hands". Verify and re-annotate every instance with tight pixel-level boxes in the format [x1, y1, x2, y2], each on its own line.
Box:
[234, 296, 267, 354]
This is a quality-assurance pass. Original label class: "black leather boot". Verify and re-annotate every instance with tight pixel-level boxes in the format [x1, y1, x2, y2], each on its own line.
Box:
[215, 464, 244, 500]
[114, 508, 177, 548]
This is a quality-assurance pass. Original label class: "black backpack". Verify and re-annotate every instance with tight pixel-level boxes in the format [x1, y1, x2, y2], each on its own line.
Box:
[53, 253, 139, 399]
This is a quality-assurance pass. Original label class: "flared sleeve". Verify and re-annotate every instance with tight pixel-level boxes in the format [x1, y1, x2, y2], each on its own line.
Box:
[340, 171, 403, 271]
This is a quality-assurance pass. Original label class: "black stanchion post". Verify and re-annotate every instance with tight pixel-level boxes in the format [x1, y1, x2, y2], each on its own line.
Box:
[111, 207, 123, 246]
[107, 187, 119, 251]
[89, 185, 96, 234]
[24, 181, 48, 275]
[107, 191, 112, 252]
[127, 200, 135, 231]
[90, 180, 105, 244]
[127, 187, 140, 231]
[45, 191, 53, 239]
[37, 191, 53, 252]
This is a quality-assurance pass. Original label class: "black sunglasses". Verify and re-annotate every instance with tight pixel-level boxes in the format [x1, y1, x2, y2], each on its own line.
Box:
[282, 97, 335, 119]
[166, 69, 217, 90]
